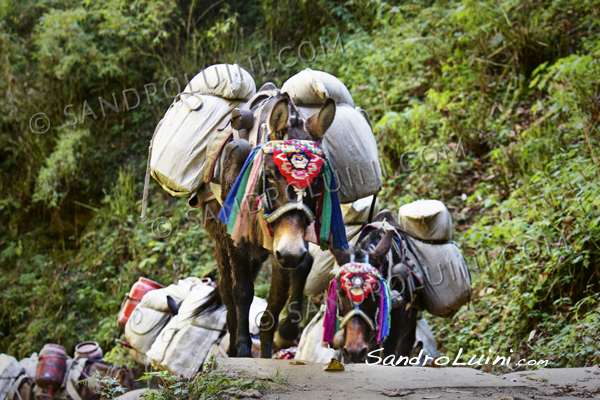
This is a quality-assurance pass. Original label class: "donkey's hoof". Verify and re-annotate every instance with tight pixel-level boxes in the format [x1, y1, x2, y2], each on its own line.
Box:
[274, 331, 294, 349]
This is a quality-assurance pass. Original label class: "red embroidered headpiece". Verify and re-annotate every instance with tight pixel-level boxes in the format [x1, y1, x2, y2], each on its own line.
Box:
[262, 140, 324, 189]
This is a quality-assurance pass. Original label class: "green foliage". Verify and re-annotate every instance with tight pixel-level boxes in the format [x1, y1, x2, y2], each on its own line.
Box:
[138, 356, 271, 400]
[1, 0, 599, 371]
[32, 128, 90, 208]
[79, 370, 128, 400]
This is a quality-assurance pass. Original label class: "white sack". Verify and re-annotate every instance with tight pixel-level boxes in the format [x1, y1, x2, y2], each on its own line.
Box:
[185, 64, 256, 100]
[282, 69, 354, 107]
[146, 285, 227, 375]
[405, 237, 471, 318]
[398, 200, 453, 242]
[18, 352, 38, 379]
[295, 308, 341, 363]
[411, 317, 439, 366]
[150, 64, 255, 198]
[0, 354, 23, 400]
[125, 277, 212, 359]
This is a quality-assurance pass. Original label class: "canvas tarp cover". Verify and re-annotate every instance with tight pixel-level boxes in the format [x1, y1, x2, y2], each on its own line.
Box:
[405, 236, 472, 318]
[125, 277, 209, 358]
[147, 293, 266, 374]
[146, 285, 226, 375]
[149, 64, 256, 198]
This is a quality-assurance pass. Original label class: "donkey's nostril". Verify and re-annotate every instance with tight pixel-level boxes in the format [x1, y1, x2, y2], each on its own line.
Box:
[275, 250, 284, 264]
[343, 346, 369, 363]
[274, 248, 307, 268]
[358, 347, 368, 361]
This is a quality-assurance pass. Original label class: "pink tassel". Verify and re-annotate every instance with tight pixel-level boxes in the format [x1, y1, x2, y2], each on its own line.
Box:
[322, 279, 337, 345]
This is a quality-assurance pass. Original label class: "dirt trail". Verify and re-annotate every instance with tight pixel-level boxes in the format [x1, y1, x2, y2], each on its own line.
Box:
[218, 359, 600, 400]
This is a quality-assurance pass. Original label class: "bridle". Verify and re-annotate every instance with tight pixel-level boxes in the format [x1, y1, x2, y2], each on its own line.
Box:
[324, 260, 392, 345]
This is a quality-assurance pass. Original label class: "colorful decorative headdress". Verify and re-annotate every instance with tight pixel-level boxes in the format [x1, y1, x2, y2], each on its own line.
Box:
[218, 139, 348, 250]
[323, 262, 392, 345]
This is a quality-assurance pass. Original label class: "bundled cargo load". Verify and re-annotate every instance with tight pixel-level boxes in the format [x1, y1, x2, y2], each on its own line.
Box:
[142, 64, 256, 218]
[147, 294, 267, 373]
[146, 285, 225, 375]
[281, 69, 382, 203]
[124, 277, 213, 365]
[398, 200, 471, 318]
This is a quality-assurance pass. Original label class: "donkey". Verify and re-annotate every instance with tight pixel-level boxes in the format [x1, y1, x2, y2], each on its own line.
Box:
[200, 88, 340, 358]
[330, 210, 421, 363]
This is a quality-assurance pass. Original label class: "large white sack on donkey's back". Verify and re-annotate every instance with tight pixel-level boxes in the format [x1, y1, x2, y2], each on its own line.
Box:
[398, 200, 453, 242]
[282, 69, 381, 203]
[405, 236, 472, 318]
[149, 64, 255, 198]
[281, 69, 354, 107]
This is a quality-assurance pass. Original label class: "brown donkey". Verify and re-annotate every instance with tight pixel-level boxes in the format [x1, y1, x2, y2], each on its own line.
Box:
[200, 89, 340, 357]
[330, 211, 420, 363]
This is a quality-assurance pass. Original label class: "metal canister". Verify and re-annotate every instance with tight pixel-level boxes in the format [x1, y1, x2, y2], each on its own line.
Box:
[117, 277, 164, 328]
[74, 341, 103, 360]
[35, 344, 67, 396]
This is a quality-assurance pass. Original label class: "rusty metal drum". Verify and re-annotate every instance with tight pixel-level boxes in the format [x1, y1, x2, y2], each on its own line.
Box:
[74, 341, 103, 360]
[35, 344, 67, 393]
[117, 277, 164, 328]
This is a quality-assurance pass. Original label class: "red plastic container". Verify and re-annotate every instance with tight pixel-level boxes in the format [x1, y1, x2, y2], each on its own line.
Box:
[74, 341, 103, 360]
[117, 277, 164, 328]
[35, 344, 68, 396]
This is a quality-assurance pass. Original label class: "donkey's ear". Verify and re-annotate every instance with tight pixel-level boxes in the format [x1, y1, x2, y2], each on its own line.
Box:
[368, 230, 394, 268]
[330, 246, 351, 267]
[307, 98, 336, 141]
[269, 97, 289, 139]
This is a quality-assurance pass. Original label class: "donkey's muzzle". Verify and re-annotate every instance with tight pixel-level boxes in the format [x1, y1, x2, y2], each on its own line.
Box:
[274, 248, 307, 269]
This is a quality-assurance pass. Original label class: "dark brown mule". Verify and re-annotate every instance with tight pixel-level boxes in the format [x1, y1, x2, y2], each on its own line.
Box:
[201, 89, 336, 357]
[9, 360, 135, 400]
[331, 211, 420, 363]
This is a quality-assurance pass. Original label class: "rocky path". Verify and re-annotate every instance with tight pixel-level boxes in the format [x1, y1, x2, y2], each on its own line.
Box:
[218, 359, 600, 400]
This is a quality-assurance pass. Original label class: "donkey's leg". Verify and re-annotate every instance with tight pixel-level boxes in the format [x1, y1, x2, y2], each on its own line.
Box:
[277, 252, 313, 344]
[388, 306, 419, 362]
[230, 242, 260, 357]
[260, 262, 291, 358]
[204, 200, 238, 356]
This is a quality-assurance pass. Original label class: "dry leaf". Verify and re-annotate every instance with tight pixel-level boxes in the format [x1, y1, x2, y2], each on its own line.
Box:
[382, 389, 415, 397]
[526, 375, 548, 382]
[289, 360, 307, 365]
[323, 358, 345, 371]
